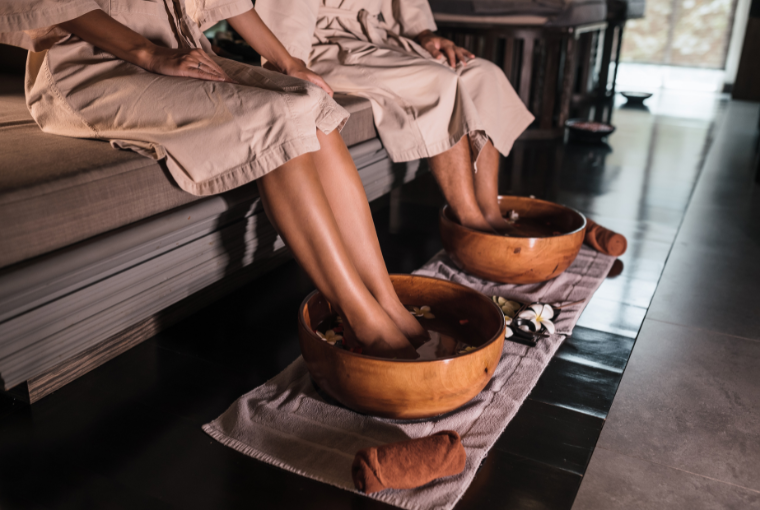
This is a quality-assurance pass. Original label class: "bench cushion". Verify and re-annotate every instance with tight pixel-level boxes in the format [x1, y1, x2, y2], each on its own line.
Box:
[0, 75, 376, 269]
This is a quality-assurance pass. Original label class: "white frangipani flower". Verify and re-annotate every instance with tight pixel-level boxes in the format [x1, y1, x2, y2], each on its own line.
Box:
[505, 316, 514, 338]
[518, 303, 556, 334]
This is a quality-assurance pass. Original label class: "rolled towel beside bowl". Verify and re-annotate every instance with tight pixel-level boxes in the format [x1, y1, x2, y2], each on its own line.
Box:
[584, 219, 627, 257]
[352, 430, 467, 494]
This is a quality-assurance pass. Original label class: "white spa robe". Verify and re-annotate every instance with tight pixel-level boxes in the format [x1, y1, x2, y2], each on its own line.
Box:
[257, 0, 534, 162]
[0, 0, 348, 196]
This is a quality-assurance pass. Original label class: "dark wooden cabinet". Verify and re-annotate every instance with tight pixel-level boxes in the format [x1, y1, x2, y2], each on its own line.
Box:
[733, 0, 760, 101]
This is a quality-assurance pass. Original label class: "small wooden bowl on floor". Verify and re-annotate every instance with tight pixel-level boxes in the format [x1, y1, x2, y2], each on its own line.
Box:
[298, 275, 505, 420]
[565, 119, 616, 143]
[439, 196, 586, 284]
[620, 91, 653, 105]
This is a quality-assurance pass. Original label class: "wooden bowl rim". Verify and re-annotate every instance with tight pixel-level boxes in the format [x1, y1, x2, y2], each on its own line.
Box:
[297, 274, 506, 364]
[440, 196, 587, 240]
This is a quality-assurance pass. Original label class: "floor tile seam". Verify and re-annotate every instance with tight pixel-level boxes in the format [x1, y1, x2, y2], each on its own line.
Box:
[633, 116, 723, 341]
[570, 325, 636, 342]
[600, 270, 670, 286]
[552, 352, 624, 375]
[645, 318, 760, 344]
[660, 111, 720, 231]
[591, 445, 760, 495]
[525, 398, 608, 420]
[518, 396, 606, 424]
[490, 447, 586, 478]
[586, 295, 654, 313]
[654, 107, 723, 256]
[585, 295, 648, 312]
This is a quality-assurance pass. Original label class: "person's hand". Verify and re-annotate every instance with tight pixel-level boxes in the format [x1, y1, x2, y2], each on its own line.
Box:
[144, 46, 237, 83]
[264, 58, 334, 97]
[415, 30, 474, 68]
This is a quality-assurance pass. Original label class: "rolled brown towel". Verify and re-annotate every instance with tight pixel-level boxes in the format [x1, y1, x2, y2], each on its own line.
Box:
[352, 431, 467, 494]
[584, 219, 628, 257]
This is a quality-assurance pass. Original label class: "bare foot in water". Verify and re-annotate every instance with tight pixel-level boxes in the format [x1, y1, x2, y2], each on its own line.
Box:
[378, 297, 430, 349]
[341, 308, 419, 359]
[454, 211, 499, 234]
[484, 213, 519, 236]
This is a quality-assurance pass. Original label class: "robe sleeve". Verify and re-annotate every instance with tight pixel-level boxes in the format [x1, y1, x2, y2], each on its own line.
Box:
[393, 0, 437, 39]
[185, 0, 254, 32]
[0, 0, 103, 52]
[255, 0, 319, 63]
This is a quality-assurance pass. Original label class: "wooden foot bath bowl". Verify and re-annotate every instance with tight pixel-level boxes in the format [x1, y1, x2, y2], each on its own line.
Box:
[439, 196, 586, 284]
[298, 275, 506, 420]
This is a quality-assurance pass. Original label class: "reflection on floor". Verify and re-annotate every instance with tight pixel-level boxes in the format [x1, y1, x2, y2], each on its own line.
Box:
[0, 91, 754, 510]
[573, 99, 760, 509]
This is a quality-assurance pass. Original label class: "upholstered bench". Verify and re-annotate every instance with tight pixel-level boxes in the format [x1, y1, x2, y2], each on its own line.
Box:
[0, 70, 422, 403]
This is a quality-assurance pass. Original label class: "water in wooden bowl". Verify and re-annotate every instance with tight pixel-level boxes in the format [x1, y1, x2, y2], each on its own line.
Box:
[439, 196, 586, 284]
[298, 275, 506, 420]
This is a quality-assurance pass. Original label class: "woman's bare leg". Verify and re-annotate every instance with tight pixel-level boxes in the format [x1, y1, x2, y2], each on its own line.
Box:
[473, 141, 512, 231]
[310, 129, 429, 345]
[257, 149, 418, 358]
[428, 136, 494, 232]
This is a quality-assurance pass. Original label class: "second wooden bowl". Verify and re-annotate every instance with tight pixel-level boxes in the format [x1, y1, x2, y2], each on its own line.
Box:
[298, 274, 505, 420]
[439, 196, 586, 284]
[565, 119, 616, 143]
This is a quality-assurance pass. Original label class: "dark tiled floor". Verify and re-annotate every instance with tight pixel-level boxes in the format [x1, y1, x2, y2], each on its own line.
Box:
[574, 447, 760, 509]
[574, 100, 760, 509]
[493, 399, 604, 475]
[456, 450, 583, 510]
[0, 91, 730, 509]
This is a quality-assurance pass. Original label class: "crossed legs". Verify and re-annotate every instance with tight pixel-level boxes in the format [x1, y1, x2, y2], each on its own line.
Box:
[428, 136, 511, 233]
[257, 129, 427, 359]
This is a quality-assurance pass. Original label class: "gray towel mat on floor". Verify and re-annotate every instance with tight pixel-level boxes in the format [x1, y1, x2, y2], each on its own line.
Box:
[203, 245, 614, 510]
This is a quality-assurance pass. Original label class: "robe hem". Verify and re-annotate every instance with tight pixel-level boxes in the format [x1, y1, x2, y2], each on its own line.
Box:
[383, 108, 535, 163]
[169, 135, 321, 196]
[169, 99, 349, 196]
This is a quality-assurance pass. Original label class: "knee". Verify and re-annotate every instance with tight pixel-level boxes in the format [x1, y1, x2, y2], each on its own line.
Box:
[460, 58, 515, 92]
[424, 63, 460, 94]
[464, 58, 507, 82]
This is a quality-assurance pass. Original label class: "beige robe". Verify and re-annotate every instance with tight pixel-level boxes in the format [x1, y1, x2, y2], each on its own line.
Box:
[0, 0, 348, 196]
[257, 0, 534, 163]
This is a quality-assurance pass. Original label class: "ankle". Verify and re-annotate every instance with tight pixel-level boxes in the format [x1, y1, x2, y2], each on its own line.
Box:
[458, 213, 495, 233]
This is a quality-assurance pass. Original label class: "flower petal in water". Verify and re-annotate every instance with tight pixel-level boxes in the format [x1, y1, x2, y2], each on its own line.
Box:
[317, 329, 343, 345]
[410, 305, 435, 319]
